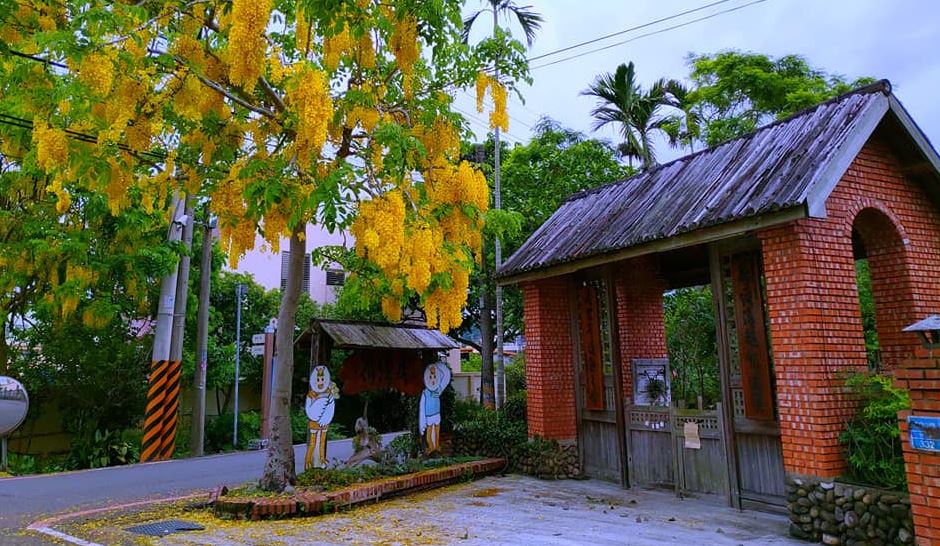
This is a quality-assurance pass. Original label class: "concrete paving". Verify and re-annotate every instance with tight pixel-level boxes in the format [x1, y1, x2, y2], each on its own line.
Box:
[0, 433, 401, 545]
[115, 474, 806, 545]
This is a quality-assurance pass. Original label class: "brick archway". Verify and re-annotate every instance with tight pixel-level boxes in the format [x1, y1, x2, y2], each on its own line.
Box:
[851, 206, 918, 370]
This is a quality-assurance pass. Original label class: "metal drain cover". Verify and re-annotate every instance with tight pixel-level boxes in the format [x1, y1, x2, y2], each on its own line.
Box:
[125, 519, 205, 537]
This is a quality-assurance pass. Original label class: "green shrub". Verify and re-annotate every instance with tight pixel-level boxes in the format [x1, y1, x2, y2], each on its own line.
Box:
[204, 411, 260, 452]
[839, 373, 910, 490]
[501, 391, 527, 422]
[506, 353, 526, 394]
[67, 429, 139, 469]
[452, 406, 527, 461]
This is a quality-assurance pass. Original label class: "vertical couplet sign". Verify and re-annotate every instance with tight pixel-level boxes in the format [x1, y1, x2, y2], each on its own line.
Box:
[577, 282, 606, 411]
[730, 252, 775, 422]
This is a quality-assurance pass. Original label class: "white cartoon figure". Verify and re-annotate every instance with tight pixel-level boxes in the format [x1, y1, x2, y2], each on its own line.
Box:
[419, 362, 451, 454]
[304, 365, 338, 469]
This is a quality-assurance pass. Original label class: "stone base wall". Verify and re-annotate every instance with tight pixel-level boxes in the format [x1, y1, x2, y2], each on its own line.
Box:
[515, 441, 580, 479]
[786, 476, 914, 545]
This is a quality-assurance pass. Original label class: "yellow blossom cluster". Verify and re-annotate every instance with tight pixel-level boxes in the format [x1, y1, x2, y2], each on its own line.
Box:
[358, 32, 376, 69]
[390, 15, 419, 74]
[475, 72, 509, 132]
[287, 66, 333, 169]
[413, 119, 459, 167]
[77, 52, 115, 96]
[347, 105, 379, 132]
[296, 8, 310, 55]
[323, 23, 351, 71]
[212, 163, 257, 268]
[105, 157, 133, 215]
[227, 0, 272, 92]
[32, 120, 68, 172]
[425, 265, 469, 333]
[351, 189, 405, 276]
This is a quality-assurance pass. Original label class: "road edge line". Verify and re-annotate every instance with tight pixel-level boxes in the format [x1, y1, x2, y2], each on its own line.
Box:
[26, 492, 205, 546]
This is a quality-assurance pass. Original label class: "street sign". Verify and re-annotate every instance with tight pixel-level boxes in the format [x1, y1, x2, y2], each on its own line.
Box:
[250, 345, 265, 356]
[251, 333, 265, 345]
[909, 416, 940, 452]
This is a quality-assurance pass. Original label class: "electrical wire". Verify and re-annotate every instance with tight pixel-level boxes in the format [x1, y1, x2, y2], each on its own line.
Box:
[530, 0, 769, 70]
[525, 0, 736, 62]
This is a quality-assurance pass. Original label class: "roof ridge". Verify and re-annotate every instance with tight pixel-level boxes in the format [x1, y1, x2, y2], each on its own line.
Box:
[563, 79, 892, 205]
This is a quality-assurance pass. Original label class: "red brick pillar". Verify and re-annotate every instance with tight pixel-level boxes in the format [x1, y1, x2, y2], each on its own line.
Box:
[896, 350, 940, 546]
[759, 221, 869, 478]
[522, 277, 577, 441]
[613, 256, 668, 403]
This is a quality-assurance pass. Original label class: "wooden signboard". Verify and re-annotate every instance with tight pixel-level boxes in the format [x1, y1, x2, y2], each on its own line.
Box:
[338, 349, 425, 396]
[578, 283, 606, 411]
[730, 252, 775, 421]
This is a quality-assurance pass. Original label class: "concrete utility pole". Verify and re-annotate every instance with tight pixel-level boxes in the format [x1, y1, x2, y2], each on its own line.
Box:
[190, 204, 214, 457]
[164, 197, 195, 459]
[493, 7, 506, 409]
[232, 282, 246, 449]
[141, 194, 185, 463]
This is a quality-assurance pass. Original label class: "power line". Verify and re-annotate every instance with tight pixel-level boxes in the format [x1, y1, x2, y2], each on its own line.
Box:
[530, 0, 769, 71]
[526, 0, 736, 62]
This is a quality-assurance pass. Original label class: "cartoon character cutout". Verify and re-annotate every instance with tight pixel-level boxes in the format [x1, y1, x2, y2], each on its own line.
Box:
[304, 365, 338, 469]
[419, 362, 451, 454]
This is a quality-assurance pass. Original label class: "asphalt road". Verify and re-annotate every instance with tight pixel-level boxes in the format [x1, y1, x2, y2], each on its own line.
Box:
[0, 433, 401, 535]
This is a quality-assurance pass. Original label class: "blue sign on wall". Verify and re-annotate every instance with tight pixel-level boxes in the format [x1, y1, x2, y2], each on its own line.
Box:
[908, 416, 940, 453]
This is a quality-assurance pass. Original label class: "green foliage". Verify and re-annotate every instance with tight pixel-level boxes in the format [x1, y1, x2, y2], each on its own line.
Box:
[686, 51, 876, 146]
[855, 259, 881, 369]
[664, 286, 720, 408]
[385, 431, 422, 460]
[451, 403, 527, 461]
[502, 391, 527, 423]
[4, 452, 68, 476]
[839, 373, 910, 490]
[505, 352, 526, 394]
[67, 429, 139, 470]
[461, 353, 482, 372]
[294, 456, 480, 491]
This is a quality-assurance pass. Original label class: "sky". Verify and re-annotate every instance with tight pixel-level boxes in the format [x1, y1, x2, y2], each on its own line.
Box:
[456, 0, 940, 163]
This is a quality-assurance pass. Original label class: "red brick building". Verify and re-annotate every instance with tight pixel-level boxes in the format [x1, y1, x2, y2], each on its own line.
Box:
[499, 81, 940, 521]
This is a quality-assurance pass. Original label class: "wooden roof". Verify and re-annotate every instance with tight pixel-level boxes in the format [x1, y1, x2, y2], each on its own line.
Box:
[314, 319, 459, 350]
[499, 80, 940, 283]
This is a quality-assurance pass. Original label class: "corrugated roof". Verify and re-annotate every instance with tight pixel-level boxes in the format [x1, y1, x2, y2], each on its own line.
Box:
[499, 80, 918, 281]
[316, 320, 459, 350]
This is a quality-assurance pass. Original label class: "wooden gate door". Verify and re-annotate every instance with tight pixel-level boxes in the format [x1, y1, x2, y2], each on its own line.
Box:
[573, 276, 625, 484]
[712, 247, 787, 508]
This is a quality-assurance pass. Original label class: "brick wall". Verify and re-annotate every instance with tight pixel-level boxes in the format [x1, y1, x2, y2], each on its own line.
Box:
[759, 134, 940, 478]
[612, 256, 669, 402]
[896, 351, 940, 546]
[522, 277, 577, 441]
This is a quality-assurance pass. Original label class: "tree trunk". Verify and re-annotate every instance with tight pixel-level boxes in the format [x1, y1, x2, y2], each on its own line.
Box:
[260, 224, 305, 491]
[480, 279, 496, 410]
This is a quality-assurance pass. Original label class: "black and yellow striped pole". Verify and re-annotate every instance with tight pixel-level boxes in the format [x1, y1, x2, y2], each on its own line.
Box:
[159, 360, 182, 459]
[141, 359, 170, 462]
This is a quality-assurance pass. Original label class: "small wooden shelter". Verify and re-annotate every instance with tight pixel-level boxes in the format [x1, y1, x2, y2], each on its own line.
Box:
[306, 319, 459, 396]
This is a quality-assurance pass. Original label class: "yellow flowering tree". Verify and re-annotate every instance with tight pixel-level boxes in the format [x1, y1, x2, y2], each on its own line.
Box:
[0, 0, 528, 489]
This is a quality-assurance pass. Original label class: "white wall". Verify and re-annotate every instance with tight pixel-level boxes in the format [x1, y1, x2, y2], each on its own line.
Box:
[230, 224, 354, 306]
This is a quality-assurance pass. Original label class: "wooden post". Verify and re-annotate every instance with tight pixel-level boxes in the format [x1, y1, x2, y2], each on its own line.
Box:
[709, 243, 742, 509]
[604, 265, 630, 488]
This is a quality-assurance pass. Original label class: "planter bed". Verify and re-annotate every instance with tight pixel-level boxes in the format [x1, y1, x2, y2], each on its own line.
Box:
[211, 457, 506, 521]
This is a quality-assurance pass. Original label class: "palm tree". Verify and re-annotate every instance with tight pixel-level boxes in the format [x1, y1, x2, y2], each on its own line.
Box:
[461, 1, 542, 411]
[461, 1, 543, 47]
[581, 62, 687, 170]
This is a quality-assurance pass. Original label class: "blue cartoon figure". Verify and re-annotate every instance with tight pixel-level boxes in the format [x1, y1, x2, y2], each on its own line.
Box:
[419, 362, 451, 454]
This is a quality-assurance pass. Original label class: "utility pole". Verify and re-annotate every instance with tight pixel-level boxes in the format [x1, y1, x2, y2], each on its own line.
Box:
[164, 196, 195, 460]
[141, 194, 185, 463]
[233, 282, 246, 449]
[191, 204, 214, 457]
[493, 7, 506, 410]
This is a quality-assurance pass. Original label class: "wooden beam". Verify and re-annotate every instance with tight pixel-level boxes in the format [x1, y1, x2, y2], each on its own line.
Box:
[500, 206, 808, 286]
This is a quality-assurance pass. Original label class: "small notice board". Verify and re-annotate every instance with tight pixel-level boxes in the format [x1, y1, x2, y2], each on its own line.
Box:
[909, 416, 940, 452]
